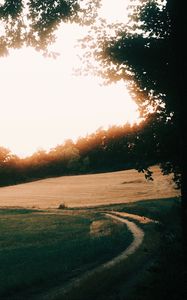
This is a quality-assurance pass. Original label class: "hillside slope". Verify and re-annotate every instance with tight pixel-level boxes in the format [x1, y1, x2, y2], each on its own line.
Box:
[0, 166, 180, 209]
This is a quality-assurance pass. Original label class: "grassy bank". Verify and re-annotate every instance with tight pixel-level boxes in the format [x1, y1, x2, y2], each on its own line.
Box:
[124, 197, 186, 300]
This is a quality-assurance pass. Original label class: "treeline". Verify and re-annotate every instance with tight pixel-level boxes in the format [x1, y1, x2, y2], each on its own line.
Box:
[0, 114, 177, 187]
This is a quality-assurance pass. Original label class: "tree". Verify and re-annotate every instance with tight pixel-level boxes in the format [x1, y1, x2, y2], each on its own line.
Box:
[80, 0, 186, 235]
[0, 146, 11, 165]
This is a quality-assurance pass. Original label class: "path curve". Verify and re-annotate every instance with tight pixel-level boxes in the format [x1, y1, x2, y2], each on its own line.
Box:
[35, 211, 144, 300]
[103, 213, 144, 268]
[108, 211, 159, 224]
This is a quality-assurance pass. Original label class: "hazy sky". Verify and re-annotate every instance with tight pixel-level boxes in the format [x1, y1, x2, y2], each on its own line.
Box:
[0, 0, 138, 157]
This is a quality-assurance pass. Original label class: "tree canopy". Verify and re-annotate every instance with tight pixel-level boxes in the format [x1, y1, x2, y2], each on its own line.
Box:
[0, 0, 101, 56]
[77, 0, 182, 188]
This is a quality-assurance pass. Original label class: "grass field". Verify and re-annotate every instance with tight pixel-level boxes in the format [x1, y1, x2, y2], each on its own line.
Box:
[0, 197, 185, 300]
[0, 166, 180, 209]
[0, 168, 184, 300]
[0, 208, 132, 299]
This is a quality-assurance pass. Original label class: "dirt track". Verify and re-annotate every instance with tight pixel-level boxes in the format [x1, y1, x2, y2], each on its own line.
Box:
[0, 166, 180, 209]
[32, 211, 145, 300]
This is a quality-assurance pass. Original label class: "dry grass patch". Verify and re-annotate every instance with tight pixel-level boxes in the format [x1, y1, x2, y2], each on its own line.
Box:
[0, 166, 180, 209]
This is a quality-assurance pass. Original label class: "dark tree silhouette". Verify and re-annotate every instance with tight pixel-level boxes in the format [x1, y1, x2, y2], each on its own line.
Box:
[0, 120, 165, 186]
[80, 1, 181, 175]
[79, 0, 186, 236]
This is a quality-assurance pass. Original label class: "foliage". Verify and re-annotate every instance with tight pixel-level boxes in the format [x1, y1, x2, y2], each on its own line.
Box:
[0, 0, 101, 56]
[0, 117, 178, 187]
[78, 0, 182, 188]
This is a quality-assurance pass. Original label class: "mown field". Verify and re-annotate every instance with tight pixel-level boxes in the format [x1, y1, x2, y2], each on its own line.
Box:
[0, 166, 180, 209]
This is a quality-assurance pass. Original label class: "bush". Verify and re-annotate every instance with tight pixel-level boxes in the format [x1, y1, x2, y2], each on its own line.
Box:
[58, 203, 67, 209]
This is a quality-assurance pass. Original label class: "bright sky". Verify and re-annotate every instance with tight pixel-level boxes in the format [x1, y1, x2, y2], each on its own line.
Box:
[0, 0, 139, 157]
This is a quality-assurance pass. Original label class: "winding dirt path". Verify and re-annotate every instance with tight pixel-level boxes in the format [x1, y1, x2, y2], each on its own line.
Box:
[33, 211, 145, 300]
[109, 211, 159, 224]
[102, 213, 144, 268]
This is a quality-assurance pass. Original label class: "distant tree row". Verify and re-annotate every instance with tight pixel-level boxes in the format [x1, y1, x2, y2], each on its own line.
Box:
[0, 115, 179, 187]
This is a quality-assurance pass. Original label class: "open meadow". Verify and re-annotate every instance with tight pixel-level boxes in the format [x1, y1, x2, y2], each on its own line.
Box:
[0, 166, 180, 209]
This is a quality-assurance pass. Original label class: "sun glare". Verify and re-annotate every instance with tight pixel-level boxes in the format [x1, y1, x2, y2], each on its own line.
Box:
[0, 0, 139, 158]
[100, 0, 130, 23]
